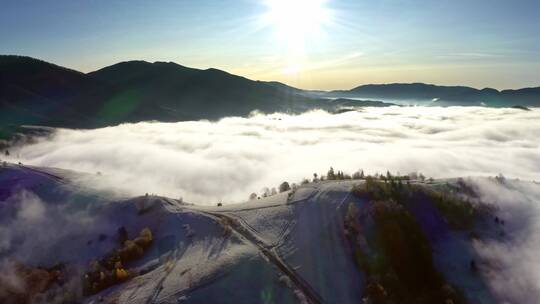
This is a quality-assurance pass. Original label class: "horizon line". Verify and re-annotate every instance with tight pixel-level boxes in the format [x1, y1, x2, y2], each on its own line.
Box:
[3, 53, 539, 92]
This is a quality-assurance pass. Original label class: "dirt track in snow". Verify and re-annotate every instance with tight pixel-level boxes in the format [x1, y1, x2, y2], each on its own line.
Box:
[205, 210, 325, 304]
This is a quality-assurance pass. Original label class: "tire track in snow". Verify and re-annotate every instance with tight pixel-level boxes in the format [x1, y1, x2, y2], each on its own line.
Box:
[204, 210, 325, 304]
[17, 164, 67, 183]
[12, 165, 324, 303]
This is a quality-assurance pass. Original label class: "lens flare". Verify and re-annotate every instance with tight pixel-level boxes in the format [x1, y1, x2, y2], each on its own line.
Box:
[260, 0, 333, 73]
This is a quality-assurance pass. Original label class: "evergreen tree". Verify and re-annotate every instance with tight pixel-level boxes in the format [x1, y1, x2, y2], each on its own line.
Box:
[279, 181, 291, 193]
[327, 167, 336, 180]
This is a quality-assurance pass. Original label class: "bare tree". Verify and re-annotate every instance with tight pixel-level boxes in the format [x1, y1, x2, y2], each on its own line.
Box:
[261, 187, 270, 197]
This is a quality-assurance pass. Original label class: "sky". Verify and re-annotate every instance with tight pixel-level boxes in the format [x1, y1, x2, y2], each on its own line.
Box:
[1, 0, 539, 90]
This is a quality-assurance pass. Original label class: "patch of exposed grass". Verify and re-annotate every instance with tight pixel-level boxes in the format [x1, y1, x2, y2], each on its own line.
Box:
[353, 177, 477, 230]
[347, 178, 472, 303]
[426, 190, 475, 230]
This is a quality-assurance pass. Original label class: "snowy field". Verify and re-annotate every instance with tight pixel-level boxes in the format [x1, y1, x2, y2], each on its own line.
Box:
[2, 164, 540, 303]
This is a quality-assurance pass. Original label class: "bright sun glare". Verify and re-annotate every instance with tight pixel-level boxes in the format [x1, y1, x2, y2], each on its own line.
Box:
[261, 0, 332, 73]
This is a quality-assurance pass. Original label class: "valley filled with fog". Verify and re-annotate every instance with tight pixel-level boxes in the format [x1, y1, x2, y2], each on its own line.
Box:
[3, 1, 540, 302]
[6, 106, 539, 204]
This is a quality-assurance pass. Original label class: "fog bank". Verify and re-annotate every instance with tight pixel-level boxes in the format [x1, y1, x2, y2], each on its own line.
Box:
[6, 106, 540, 204]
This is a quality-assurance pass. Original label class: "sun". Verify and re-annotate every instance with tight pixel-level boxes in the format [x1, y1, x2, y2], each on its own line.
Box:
[261, 0, 332, 54]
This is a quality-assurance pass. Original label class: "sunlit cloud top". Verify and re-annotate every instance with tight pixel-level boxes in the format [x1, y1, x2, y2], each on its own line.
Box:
[7, 107, 540, 204]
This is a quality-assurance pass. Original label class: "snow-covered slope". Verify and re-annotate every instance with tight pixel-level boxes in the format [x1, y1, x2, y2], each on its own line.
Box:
[1, 163, 536, 303]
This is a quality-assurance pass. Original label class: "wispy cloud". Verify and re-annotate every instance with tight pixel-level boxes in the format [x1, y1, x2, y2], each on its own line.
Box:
[470, 178, 540, 303]
[447, 52, 503, 58]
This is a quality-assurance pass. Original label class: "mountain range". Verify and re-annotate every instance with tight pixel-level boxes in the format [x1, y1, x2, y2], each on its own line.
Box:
[0, 56, 321, 131]
[1, 55, 539, 137]
[326, 83, 540, 106]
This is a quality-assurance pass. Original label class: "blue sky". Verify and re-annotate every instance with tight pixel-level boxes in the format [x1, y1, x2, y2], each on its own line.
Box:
[1, 0, 539, 90]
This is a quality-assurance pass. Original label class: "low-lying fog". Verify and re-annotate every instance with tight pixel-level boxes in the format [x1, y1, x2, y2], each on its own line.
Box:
[6, 106, 540, 204]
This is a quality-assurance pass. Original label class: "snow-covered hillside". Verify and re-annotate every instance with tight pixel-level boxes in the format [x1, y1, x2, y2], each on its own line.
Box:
[1, 163, 538, 303]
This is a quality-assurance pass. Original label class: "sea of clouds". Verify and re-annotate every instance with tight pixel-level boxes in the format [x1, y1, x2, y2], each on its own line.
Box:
[3, 105, 540, 302]
[6, 106, 540, 204]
